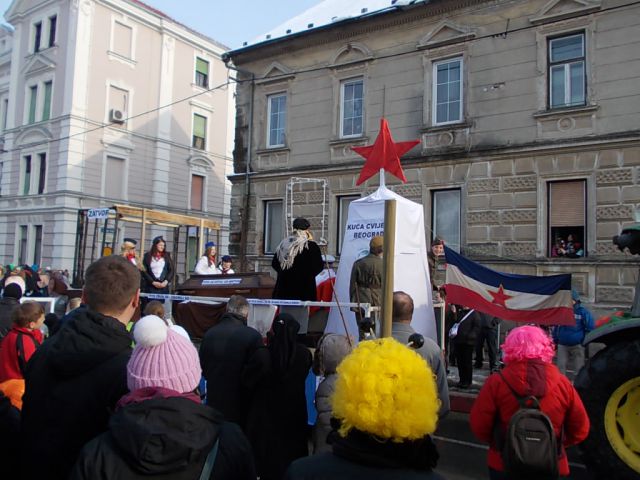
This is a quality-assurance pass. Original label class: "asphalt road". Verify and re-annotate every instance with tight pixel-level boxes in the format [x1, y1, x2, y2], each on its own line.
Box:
[433, 412, 595, 480]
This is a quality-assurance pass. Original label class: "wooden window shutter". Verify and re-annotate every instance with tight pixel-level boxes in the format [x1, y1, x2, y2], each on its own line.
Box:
[549, 180, 585, 226]
[191, 175, 204, 210]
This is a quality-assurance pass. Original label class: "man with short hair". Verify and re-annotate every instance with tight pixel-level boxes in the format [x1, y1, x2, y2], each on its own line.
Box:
[199, 295, 269, 428]
[349, 236, 384, 335]
[553, 289, 594, 380]
[391, 291, 450, 419]
[21, 256, 140, 480]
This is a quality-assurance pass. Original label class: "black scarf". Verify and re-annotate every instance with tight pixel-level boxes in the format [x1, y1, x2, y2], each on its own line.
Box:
[329, 426, 439, 471]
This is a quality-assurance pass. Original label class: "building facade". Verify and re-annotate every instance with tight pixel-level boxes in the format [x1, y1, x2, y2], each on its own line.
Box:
[0, 0, 234, 274]
[227, 0, 640, 309]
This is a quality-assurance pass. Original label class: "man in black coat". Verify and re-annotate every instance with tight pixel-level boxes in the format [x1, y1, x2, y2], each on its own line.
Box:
[199, 295, 270, 429]
[0, 283, 22, 339]
[20, 256, 140, 480]
[272, 217, 324, 301]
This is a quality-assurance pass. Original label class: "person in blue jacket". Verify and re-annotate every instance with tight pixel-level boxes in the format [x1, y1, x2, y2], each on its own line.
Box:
[553, 289, 594, 380]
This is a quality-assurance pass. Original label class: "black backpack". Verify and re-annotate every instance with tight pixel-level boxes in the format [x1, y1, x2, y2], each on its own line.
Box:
[498, 371, 559, 480]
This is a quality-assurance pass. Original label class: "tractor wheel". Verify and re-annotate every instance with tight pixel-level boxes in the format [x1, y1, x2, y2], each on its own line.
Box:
[574, 339, 640, 479]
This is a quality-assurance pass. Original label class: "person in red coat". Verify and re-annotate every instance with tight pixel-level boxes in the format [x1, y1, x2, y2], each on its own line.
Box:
[470, 325, 589, 479]
[0, 301, 44, 382]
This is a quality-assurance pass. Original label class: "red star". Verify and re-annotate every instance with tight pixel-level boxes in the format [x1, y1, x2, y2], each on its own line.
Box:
[489, 284, 513, 308]
[352, 118, 420, 186]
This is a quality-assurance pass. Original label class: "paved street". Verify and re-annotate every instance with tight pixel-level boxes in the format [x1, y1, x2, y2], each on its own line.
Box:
[433, 412, 595, 480]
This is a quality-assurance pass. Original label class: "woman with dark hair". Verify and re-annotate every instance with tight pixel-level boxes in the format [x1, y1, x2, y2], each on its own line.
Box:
[250, 314, 312, 480]
[142, 236, 174, 295]
[195, 242, 221, 275]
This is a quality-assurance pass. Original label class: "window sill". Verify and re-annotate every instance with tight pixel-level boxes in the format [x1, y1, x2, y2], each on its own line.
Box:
[191, 83, 210, 92]
[533, 104, 598, 119]
[107, 50, 136, 67]
[329, 136, 369, 147]
[420, 121, 472, 133]
[256, 146, 290, 155]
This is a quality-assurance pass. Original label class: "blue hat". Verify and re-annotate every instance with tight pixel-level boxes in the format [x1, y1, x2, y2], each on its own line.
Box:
[221, 255, 232, 262]
[571, 289, 580, 302]
[205, 241, 216, 249]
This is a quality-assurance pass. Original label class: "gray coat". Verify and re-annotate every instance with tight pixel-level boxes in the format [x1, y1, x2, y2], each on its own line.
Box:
[312, 334, 353, 453]
[392, 322, 450, 419]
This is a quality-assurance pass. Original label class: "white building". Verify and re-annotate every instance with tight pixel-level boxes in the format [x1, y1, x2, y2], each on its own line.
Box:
[0, 0, 234, 274]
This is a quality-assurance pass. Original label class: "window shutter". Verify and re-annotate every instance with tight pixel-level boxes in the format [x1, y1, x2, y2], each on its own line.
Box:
[196, 58, 209, 75]
[193, 114, 206, 138]
[549, 181, 585, 226]
[191, 175, 204, 210]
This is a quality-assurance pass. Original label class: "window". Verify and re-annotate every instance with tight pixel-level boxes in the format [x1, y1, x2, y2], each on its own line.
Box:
[549, 33, 585, 109]
[432, 189, 461, 252]
[33, 225, 42, 266]
[264, 200, 283, 254]
[195, 57, 209, 88]
[105, 156, 125, 199]
[113, 21, 133, 58]
[192, 114, 207, 150]
[433, 57, 463, 125]
[28, 86, 37, 124]
[1, 98, 7, 130]
[48, 15, 57, 47]
[22, 155, 31, 195]
[18, 225, 27, 265]
[37, 153, 46, 194]
[190, 174, 204, 210]
[340, 78, 364, 138]
[267, 93, 287, 147]
[42, 81, 52, 121]
[337, 195, 360, 254]
[548, 180, 586, 258]
[33, 22, 42, 53]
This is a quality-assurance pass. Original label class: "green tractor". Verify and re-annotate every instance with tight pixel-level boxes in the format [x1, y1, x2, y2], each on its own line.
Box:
[574, 225, 640, 478]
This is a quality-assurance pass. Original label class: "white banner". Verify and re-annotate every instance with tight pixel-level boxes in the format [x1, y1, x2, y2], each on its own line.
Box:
[326, 186, 435, 341]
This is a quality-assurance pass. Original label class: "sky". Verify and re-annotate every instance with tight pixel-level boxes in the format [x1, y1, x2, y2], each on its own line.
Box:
[0, 0, 323, 49]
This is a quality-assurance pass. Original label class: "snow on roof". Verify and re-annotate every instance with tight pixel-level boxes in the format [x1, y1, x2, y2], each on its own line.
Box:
[243, 0, 426, 49]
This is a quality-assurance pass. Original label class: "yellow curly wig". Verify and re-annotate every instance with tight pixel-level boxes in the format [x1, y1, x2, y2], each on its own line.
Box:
[331, 337, 440, 442]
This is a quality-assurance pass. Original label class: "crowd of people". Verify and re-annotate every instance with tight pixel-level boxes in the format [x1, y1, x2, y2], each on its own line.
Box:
[0, 218, 596, 479]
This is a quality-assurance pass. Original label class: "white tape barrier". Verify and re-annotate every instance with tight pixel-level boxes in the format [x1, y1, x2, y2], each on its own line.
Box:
[139, 292, 377, 317]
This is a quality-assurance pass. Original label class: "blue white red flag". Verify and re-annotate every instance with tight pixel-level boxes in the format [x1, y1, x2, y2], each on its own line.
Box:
[444, 246, 573, 325]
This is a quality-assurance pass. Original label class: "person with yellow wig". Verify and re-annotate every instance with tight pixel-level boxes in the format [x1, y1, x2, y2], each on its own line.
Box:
[285, 337, 444, 479]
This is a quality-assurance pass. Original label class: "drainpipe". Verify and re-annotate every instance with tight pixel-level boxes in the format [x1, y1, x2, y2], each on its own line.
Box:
[223, 54, 255, 272]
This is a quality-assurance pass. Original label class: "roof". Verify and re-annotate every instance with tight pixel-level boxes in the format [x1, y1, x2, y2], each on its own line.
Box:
[125, 0, 230, 51]
[238, 0, 426, 51]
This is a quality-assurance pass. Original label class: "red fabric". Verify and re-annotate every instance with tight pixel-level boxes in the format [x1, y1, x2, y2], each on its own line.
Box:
[310, 277, 335, 315]
[469, 360, 589, 476]
[352, 118, 419, 185]
[0, 326, 43, 382]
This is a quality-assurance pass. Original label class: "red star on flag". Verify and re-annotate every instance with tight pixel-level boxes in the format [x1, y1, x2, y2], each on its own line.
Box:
[352, 118, 420, 186]
[489, 284, 513, 308]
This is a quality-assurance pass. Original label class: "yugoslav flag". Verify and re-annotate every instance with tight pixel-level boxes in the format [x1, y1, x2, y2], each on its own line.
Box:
[444, 246, 573, 325]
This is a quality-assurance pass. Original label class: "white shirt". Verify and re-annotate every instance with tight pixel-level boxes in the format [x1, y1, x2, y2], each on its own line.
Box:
[194, 256, 221, 275]
[150, 256, 165, 279]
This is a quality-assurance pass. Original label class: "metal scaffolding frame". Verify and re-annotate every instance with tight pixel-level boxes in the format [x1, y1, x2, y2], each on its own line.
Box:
[284, 177, 328, 244]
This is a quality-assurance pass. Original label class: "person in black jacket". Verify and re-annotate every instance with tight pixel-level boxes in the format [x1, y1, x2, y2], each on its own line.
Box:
[250, 314, 312, 480]
[141, 236, 174, 295]
[451, 307, 482, 389]
[199, 295, 270, 429]
[272, 217, 324, 301]
[20, 256, 140, 480]
[0, 283, 22, 340]
[70, 315, 255, 480]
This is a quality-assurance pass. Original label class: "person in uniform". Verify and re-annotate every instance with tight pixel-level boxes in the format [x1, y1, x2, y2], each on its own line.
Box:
[349, 236, 383, 336]
[195, 242, 221, 275]
[120, 238, 143, 271]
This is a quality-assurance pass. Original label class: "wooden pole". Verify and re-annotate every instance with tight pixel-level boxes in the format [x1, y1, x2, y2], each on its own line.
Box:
[381, 199, 396, 338]
[140, 209, 147, 255]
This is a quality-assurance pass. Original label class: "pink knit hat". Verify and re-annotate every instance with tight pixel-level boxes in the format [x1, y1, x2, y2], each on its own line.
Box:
[127, 315, 201, 393]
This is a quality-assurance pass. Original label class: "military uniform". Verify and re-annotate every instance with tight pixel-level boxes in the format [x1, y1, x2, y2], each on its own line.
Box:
[349, 253, 383, 332]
